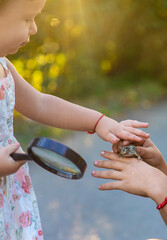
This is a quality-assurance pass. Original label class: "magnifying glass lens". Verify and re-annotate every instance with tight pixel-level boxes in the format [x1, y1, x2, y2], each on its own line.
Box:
[31, 147, 81, 174]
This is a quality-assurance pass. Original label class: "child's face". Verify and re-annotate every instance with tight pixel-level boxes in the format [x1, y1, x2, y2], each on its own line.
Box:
[0, 0, 46, 57]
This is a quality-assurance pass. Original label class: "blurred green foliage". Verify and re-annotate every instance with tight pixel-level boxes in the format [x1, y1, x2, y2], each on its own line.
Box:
[8, 0, 167, 140]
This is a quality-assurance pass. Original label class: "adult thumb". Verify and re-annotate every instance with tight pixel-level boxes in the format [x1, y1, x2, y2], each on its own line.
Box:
[136, 146, 152, 159]
[6, 142, 20, 155]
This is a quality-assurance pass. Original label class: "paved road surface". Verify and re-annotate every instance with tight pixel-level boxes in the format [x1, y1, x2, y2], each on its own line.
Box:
[29, 102, 167, 240]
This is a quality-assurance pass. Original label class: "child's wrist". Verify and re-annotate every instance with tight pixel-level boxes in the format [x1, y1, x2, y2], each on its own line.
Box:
[88, 114, 105, 134]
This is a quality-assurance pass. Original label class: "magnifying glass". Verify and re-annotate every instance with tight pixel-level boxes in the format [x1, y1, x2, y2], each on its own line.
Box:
[10, 137, 87, 180]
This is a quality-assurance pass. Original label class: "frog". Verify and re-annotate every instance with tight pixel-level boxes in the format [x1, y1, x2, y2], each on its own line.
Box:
[119, 145, 142, 160]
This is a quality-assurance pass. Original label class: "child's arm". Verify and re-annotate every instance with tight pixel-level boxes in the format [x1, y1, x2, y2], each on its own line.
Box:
[6, 59, 149, 143]
[0, 143, 25, 176]
[112, 138, 167, 175]
[92, 151, 167, 225]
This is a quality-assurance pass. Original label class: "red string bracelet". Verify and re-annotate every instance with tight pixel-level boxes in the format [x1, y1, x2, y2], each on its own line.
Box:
[88, 114, 105, 134]
[157, 197, 167, 210]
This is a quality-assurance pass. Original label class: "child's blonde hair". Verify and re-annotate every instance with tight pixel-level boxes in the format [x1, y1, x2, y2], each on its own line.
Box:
[0, 0, 11, 8]
[0, 0, 7, 5]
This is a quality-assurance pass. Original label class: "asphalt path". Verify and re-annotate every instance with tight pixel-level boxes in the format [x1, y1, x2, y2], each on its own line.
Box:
[29, 102, 167, 240]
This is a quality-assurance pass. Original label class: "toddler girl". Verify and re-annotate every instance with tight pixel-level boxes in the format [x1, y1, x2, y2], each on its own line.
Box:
[0, 0, 149, 239]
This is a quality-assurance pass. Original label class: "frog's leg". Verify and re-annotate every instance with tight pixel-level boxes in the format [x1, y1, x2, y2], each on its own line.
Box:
[119, 153, 122, 158]
[135, 152, 142, 160]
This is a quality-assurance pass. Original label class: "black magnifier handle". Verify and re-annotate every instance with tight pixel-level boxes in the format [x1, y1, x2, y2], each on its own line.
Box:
[10, 153, 32, 161]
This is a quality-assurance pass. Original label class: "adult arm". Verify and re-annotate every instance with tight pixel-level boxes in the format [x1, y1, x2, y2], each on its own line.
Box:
[92, 151, 167, 225]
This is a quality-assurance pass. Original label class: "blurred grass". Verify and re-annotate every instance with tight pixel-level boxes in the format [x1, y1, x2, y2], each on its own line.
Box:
[14, 116, 72, 151]
[12, 0, 167, 148]
[14, 77, 167, 151]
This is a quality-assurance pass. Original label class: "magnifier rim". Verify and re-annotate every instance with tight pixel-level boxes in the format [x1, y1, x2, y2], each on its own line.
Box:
[27, 137, 87, 179]
[28, 146, 82, 179]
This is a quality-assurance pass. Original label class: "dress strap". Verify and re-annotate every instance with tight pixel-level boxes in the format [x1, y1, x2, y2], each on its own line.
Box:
[0, 58, 8, 71]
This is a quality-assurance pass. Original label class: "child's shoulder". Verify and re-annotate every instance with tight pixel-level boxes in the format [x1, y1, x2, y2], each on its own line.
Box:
[4, 57, 17, 74]
[4, 57, 11, 69]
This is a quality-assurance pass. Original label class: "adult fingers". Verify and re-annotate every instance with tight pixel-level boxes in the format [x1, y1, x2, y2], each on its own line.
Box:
[98, 180, 122, 190]
[101, 151, 119, 160]
[112, 141, 123, 153]
[98, 180, 147, 197]
[100, 151, 130, 163]
[136, 146, 153, 159]
[92, 169, 123, 180]
[94, 159, 126, 171]
[112, 144, 119, 153]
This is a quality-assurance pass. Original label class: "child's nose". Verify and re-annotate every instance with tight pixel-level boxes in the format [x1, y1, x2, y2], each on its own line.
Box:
[29, 21, 38, 36]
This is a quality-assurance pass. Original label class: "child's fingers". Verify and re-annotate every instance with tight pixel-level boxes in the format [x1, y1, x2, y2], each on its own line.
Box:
[124, 127, 150, 138]
[122, 138, 146, 147]
[98, 181, 122, 190]
[94, 159, 126, 171]
[92, 170, 123, 180]
[109, 130, 143, 143]
[7, 143, 27, 166]
[5, 142, 20, 155]
[121, 120, 149, 128]
[106, 132, 120, 144]
[122, 140, 131, 146]
[117, 131, 142, 142]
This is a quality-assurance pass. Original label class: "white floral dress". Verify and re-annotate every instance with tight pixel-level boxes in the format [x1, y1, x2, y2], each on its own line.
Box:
[0, 58, 44, 240]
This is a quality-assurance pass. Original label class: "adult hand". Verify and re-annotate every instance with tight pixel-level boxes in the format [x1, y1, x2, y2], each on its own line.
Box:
[112, 138, 167, 175]
[92, 151, 167, 200]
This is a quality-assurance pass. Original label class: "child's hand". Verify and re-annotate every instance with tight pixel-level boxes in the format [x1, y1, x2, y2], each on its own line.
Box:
[0, 143, 26, 177]
[92, 151, 167, 201]
[95, 116, 150, 144]
[112, 138, 167, 175]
